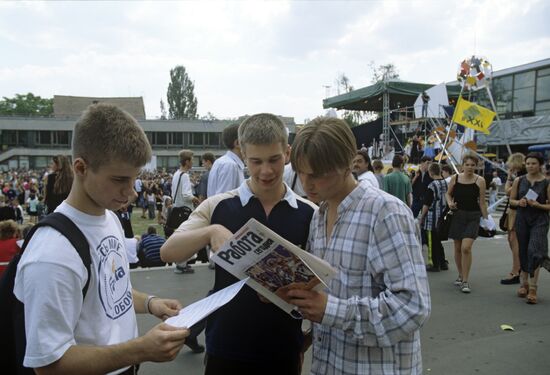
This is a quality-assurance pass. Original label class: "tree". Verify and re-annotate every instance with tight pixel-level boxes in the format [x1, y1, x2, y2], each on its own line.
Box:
[0, 93, 53, 117]
[369, 61, 400, 83]
[335, 73, 354, 95]
[159, 99, 167, 120]
[166, 65, 198, 120]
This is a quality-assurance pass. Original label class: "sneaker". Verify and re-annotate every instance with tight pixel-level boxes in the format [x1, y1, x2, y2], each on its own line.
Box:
[453, 277, 463, 286]
[460, 282, 471, 293]
[500, 274, 520, 285]
[440, 261, 449, 271]
[173, 267, 184, 274]
[182, 266, 195, 274]
[185, 337, 205, 353]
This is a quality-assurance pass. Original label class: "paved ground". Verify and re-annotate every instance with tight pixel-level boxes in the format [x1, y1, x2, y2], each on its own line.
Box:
[131, 233, 550, 375]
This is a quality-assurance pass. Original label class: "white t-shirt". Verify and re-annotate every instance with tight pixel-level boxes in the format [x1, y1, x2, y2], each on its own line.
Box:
[171, 169, 195, 209]
[14, 202, 138, 373]
[357, 171, 380, 188]
[491, 176, 502, 190]
[207, 150, 245, 197]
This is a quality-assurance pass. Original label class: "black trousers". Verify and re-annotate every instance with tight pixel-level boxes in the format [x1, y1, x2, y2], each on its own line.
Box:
[204, 353, 300, 375]
[427, 229, 445, 268]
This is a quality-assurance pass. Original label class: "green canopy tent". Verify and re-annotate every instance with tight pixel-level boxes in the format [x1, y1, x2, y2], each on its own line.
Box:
[323, 79, 462, 111]
[323, 79, 462, 159]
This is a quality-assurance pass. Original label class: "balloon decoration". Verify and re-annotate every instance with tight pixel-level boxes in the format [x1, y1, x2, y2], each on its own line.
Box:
[457, 56, 493, 91]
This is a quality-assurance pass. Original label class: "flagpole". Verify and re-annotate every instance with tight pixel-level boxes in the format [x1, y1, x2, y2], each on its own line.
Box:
[440, 86, 464, 166]
[430, 121, 460, 174]
[485, 86, 512, 155]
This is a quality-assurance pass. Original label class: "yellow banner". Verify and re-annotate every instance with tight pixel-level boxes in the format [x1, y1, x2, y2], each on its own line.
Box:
[452, 96, 495, 134]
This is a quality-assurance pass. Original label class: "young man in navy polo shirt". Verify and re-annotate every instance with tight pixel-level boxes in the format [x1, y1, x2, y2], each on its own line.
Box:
[161, 113, 316, 375]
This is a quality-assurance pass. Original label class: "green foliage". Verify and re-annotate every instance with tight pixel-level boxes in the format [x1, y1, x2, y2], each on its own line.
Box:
[166, 65, 198, 120]
[0, 93, 53, 117]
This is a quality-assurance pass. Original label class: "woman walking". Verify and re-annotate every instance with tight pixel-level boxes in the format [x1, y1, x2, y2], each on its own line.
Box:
[44, 155, 73, 214]
[500, 153, 526, 285]
[510, 152, 550, 304]
[446, 154, 488, 293]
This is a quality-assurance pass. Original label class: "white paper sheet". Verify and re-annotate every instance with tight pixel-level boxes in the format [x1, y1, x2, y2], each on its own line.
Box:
[525, 188, 539, 201]
[165, 278, 248, 328]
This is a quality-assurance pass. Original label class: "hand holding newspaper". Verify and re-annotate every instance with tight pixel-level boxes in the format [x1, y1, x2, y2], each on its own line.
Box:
[211, 218, 337, 319]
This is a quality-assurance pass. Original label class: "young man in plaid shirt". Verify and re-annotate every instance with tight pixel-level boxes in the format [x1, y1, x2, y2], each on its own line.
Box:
[286, 117, 431, 375]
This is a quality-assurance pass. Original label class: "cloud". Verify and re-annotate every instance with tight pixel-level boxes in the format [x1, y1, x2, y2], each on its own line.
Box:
[0, 0, 549, 123]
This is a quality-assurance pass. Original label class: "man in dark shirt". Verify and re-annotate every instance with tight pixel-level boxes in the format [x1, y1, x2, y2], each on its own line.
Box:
[161, 113, 316, 375]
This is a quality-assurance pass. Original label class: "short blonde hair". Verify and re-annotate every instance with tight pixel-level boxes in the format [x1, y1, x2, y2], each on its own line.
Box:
[290, 117, 356, 175]
[72, 103, 152, 171]
[238, 113, 288, 152]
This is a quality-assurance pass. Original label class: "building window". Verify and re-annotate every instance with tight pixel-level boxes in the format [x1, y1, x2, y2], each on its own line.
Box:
[206, 132, 220, 147]
[34, 156, 49, 169]
[36, 131, 52, 145]
[536, 101, 550, 116]
[155, 132, 167, 145]
[513, 71, 535, 114]
[54, 131, 70, 145]
[536, 75, 550, 102]
[190, 132, 204, 146]
[1, 130, 18, 145]
[492, 76, 513, 115]
[171, 132, 183, 146]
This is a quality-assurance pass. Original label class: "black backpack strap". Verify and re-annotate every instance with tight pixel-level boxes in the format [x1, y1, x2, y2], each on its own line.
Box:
[22, 213, 91, 297]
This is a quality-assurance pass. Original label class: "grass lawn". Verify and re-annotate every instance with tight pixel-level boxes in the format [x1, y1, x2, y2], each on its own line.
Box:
[130, 208, 164, 237]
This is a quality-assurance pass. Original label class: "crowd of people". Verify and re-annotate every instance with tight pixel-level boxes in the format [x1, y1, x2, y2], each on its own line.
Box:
[1, 103, 549, 375]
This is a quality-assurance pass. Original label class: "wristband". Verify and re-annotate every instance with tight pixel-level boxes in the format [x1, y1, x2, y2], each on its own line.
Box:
[145, 295, 157, 315]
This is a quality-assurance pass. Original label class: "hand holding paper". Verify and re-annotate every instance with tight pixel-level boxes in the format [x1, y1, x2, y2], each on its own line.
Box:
[165, 279, 248, 328]
[525, 188, 539, 201]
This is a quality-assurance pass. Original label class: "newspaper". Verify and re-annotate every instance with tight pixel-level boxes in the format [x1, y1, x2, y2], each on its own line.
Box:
[212, 218, 337, 319]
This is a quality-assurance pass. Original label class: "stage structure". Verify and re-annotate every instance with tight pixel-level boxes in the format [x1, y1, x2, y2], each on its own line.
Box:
[323, 79, 462, 160]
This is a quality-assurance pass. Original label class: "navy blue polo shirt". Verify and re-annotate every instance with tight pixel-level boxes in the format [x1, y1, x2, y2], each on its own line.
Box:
[199, 181, 315, 365]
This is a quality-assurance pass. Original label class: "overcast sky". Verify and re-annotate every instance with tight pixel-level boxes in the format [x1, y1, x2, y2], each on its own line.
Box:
[1, 0, 549, 123]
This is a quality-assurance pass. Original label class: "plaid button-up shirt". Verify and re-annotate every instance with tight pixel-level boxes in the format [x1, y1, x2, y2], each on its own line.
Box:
[309, 181, 431, 375]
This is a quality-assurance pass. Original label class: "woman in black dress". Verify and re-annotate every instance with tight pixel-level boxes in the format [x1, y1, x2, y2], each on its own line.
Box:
[44, 155, 73, 214]
[446, 154, 488, 293]
[510, 152, 550, 304]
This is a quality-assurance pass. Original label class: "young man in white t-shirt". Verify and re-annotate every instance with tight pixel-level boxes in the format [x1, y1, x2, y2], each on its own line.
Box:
[14, 104, 189, 374]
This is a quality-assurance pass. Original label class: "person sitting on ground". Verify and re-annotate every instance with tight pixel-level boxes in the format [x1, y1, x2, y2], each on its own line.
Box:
[138, 226, 168, 268]
[0, 219, 21, 277]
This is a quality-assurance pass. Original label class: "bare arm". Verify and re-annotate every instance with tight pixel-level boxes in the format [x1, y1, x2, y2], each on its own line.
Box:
[35, 324, 189, 375]
[446, 175, 456, 209]
[509, 178, 523, 207]
[161, 224, 232, 263]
